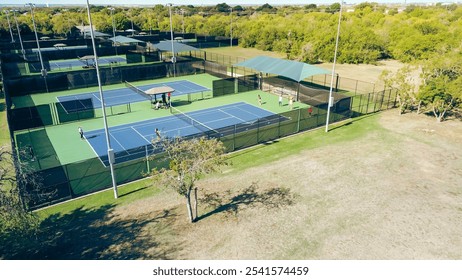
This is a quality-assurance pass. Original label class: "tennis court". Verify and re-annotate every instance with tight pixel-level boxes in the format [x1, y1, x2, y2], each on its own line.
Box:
[85, 102, 283, 166]
[49, 56, 126, 71]
[56, 80, 210, 113]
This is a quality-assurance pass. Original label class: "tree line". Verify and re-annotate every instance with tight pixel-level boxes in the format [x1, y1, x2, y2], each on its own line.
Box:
[1, 3, 460, 64]
[1, 3, 461, 119]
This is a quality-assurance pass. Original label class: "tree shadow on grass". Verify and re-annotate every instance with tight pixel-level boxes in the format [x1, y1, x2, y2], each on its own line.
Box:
[197, 182, 298, 222]
[3, 204, 182, 260]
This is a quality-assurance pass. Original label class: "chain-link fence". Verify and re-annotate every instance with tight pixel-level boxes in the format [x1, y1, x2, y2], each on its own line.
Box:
[20, 84, 397, 210]
[5, 48, 398, 210]
[4, 59, 205, 96]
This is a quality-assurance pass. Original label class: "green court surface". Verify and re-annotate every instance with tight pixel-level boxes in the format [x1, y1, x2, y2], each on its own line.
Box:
[13, 73, 308, 167]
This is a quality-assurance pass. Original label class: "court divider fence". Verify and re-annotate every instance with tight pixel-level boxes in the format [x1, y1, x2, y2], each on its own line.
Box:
[4, 59, 206, 96]
[20, 86, 397, 210]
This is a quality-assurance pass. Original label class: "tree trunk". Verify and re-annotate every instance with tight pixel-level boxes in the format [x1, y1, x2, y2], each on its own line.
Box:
[399, 103, 405, 115]
[432, 106, 445, 122]
[417, 100, 422, 114]
[185, 189, 194, 223]
[397, 96, 403, 115]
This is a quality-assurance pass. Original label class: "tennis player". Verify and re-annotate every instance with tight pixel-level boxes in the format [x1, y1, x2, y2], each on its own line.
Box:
[155, 128, 161, 141]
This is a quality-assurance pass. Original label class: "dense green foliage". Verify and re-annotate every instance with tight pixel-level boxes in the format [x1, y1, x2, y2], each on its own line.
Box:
[418, 52, 462, 121]
[1, 3, 462, 65]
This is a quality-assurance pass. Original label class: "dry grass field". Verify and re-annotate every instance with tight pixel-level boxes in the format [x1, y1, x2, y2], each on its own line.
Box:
[104, 109, 461, 260]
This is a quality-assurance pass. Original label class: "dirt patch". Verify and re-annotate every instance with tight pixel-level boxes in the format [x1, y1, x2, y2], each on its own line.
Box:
[319, 60, 405, 84]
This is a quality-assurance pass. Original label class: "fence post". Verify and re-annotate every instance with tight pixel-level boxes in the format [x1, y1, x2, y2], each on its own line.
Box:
[257, 119, 260, 143]
[297, 108, 301, 133]
[365, 93, 371, 114]
[335, 74, 340, 92]
[373, 92, 377, 112]
[233, 124, 236, 151]
[145, 145, 150, 173]
[278, 116, 281, 138]
[358, 94, 363, 115]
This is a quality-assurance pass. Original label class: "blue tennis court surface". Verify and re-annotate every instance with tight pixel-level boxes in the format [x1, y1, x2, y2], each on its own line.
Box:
[49, 56, 126, 71]
[57, 80, 210, 113]
[85, 102, 286, 166]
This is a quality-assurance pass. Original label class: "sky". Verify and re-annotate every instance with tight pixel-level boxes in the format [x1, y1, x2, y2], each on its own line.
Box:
[3, 0, 449, 7]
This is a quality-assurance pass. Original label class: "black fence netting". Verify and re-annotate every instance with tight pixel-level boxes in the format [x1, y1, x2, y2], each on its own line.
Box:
[204, 61, 229, 78]
[213, 78, 235, 97]
[8, 104, 53, 130]
[14, 128, 61, 171]
[55, 101, 95, 123]
[1, 61, 27, 77]
[212, 75, 258, 97]
[238, 74, 258, 92]
[8, 102, 132, 131]
[25, 166, 72, 209]
[5, 74, 68, 96]
[66, 157, 112, 196]
[5, 76, 46, 96]
[3, 60, 204, 96]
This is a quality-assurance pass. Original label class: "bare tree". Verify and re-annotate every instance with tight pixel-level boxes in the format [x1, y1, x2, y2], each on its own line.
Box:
[380, 66, 418, 115]
[150, 137, 227, 223]
[0, 146, 40, 239]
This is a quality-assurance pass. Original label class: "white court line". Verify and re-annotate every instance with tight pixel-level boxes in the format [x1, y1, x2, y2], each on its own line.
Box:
[128, 118, 182, 131]
[84, 134, 108, 167]
[131, 126, 152, 146]
[92, 92, 102, 103]
[218, 108, 246, 122]
[56, 94, 86, 102]
[91, 116, 175, 134]
[232, 103, 265, 119]
[109, 130, 128, 152]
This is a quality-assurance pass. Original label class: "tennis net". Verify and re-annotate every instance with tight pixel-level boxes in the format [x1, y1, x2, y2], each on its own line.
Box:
[170, 106, 220, 137]
[124, 81, 151, 100]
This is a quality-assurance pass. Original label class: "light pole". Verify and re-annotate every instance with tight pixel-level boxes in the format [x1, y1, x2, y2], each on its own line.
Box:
[26, 3, 48, 93]
[86, 0, 118, 199]
[325, 1, 343, 133]
[108, 7, 117, 56]
[11, 10, 26, 60]
[167, 3, 176, 77]
[3, 10, 15, 43]
[230, 7, 233, 47]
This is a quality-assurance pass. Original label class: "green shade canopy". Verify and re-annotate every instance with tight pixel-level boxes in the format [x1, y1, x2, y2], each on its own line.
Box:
[83, 31, 111, 38]
[109, 35, 144, 44]
[234, 56, 330, 82]
[153, 40, 200, 53]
